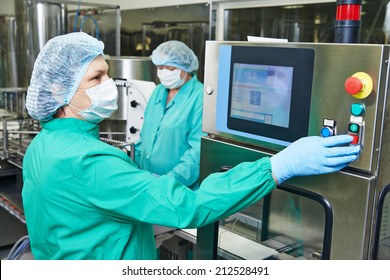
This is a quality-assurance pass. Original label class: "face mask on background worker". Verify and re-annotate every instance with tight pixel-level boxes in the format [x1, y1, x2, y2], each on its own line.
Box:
[69, 78, 119, 123]
[157, 68, 186, 89]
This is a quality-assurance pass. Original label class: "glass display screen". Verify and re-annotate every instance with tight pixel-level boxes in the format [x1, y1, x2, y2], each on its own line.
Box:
[223, 45, 315, 144]
[230, 63, 293, 128]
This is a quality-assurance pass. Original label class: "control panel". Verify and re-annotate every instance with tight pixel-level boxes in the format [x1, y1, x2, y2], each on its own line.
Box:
[320, 71, 372, 147]
[202, 41, 388, 173]
[125, 80, 155, 143]
[114, 79, 155, 143]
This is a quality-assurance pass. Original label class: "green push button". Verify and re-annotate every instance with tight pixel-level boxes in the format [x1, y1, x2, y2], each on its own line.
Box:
[350, 103, 366, 116]
[349, 123, 359, 133]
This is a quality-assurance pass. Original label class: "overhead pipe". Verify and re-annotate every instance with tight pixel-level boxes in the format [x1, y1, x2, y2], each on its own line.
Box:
[334, 0, 363, 43]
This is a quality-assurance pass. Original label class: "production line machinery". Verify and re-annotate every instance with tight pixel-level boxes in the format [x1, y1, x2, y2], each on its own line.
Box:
[192, 41, 390, 260]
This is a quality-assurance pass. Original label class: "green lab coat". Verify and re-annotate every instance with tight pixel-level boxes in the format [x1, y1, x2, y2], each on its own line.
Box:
[22, 118, 276, 260]
[135, 75, 204, 189]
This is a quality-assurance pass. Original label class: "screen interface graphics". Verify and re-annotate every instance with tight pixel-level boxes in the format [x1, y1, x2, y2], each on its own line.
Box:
[230, 63, 293, 128]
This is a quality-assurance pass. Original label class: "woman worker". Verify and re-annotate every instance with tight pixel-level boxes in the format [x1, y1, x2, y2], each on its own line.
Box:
[22, 32, 360, 260]
[134, 40, 204, 189]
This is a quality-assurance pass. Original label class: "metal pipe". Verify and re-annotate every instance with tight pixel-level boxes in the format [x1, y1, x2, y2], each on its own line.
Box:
[8, 148, 26, 157]
[2, 118, 9, 159]
[7, 130, 39, 135]
[99, 132, 126, 135]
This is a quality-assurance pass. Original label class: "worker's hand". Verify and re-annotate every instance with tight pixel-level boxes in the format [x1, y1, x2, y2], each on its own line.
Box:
[270, 135, 361, 184]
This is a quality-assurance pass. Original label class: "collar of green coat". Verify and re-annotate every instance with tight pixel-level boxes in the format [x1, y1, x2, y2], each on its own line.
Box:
[154, 74, 198, 106]
[41, 118, 100, 139]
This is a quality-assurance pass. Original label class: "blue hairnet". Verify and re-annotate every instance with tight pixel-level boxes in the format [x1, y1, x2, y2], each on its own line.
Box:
[26, 32, 104, 121]
[151, 40, 199, 73]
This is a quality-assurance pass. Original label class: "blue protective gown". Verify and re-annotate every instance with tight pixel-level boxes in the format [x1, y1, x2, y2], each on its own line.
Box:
[134, 75, 204, 188]
[22, 118, 276, 260]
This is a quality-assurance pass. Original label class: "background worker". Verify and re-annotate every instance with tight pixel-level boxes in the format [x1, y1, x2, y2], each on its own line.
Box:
[134, 40, 204, 189]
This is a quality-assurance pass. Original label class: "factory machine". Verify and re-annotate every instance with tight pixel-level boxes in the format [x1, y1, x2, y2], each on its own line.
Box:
[100, 57, 156, 151]
[193, 41, 390, 260]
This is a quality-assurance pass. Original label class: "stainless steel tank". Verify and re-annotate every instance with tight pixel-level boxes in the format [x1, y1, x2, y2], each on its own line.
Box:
[100, 56, 157, 142]
[0, 15, 19, 88]
[0, 15, 28, 119]
[29, 2, 67, 57]
[15, 0, 67, 87]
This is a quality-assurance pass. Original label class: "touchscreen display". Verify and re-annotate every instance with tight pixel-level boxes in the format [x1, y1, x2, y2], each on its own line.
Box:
[218, 45, 315, 145]
[230, 63, 293, 128]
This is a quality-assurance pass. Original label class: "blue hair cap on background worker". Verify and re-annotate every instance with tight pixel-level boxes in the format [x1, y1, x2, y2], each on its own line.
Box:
[26, 32, 104, 121]
[151, 40, 199, 73]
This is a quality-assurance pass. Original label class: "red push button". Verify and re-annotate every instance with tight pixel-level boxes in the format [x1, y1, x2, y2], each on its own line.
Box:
[345, 77, 363, 95]
[349, 134, 359, 145]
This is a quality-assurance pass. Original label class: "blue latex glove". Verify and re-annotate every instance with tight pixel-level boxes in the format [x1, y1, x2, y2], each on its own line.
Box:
[270, 135, 361, 184]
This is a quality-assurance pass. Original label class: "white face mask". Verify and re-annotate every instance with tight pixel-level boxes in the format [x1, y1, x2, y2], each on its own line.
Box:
[157, 68, 186, 89]
[70, 78, 118, 124]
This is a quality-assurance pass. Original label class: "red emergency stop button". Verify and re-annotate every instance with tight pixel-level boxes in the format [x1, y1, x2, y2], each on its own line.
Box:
[349, 134, 359, 145]
[344, 72, 373, 99]
[345, 77, 363, 95]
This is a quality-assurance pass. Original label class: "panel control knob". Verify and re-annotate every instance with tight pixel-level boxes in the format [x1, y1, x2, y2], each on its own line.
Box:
[205, 84, 214, 95]
[130, 100, 140, 108]
[350, 103, 366, 116]
[344, 72, 373, 99]
[129, 126, 138, 134]
[320, 127, 334, 138]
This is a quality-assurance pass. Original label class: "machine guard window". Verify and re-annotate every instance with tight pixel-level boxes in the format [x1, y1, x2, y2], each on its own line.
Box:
[261, 184, 333, 260]
[212, 166, 333, 260]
